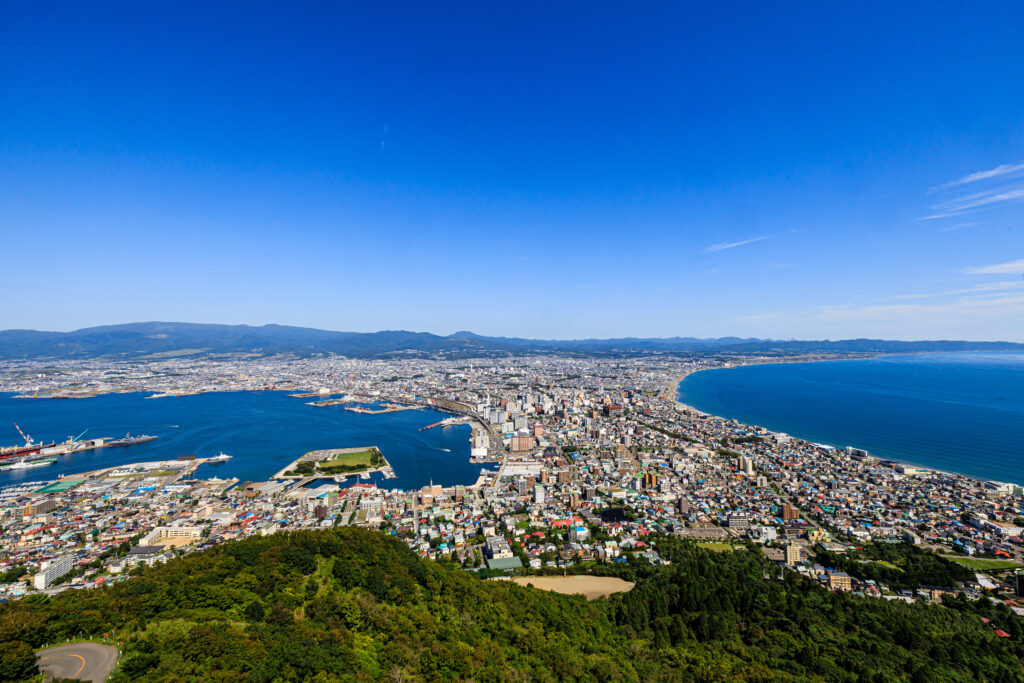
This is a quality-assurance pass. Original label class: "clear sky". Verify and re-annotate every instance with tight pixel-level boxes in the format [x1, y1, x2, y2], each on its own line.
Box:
[2, 3, 1023, 340]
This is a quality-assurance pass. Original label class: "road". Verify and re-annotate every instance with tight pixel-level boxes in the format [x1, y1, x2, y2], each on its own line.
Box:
[37, 643, 118, 682]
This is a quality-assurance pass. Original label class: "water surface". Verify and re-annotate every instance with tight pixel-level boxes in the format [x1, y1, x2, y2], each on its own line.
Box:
[678, 353, 1024, 484]
[0, 391, 477, 490]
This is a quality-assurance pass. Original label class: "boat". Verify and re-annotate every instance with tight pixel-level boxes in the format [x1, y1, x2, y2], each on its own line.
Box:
[208, 452, 233, 463]
[106, 434, 158, 448]
[3, 457, 56, 470]
[0, 423, 56, 461]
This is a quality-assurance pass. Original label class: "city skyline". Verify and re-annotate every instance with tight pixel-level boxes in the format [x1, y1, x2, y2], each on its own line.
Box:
[3, 3, 1023, 340]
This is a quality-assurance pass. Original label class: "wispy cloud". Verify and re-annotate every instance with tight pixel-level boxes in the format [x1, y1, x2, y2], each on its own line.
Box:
[921, 161, 1024, 221]
[702, 235, 772, 254]
[890, 281, 1024, 301]
[938, 162, 1024, 189]
[963, 258, 1024, 275]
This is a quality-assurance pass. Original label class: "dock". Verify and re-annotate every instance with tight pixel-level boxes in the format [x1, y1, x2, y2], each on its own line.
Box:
[345, 404, 422, 415]
[419, 416, 471, 431]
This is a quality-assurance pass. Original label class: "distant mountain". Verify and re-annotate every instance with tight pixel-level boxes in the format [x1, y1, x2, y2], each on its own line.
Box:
[0, 321, 1022, 360]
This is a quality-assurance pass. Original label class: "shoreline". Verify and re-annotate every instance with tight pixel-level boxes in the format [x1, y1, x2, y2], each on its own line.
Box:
[672, 353, 1022, 487]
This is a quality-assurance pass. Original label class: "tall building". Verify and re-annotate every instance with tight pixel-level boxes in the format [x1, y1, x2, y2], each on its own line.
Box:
[33, 555, 74, 590]
[533, 485, 545, 505]
[781, 504, 799, 521]
[785, 543, 801, 566]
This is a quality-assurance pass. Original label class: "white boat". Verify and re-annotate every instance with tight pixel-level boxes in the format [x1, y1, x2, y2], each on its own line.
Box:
[7, 458, 56, 470]
[208, 452, 233, 463]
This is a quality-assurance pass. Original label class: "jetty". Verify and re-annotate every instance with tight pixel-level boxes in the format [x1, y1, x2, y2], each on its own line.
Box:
[345, 404, 422, 415]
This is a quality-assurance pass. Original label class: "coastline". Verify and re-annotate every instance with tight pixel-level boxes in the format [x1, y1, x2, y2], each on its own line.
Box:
[672, 353, 1022, 487]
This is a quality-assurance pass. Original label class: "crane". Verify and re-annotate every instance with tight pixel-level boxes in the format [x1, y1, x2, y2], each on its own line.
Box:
[71, 428, 88, 443]
[13, 423, 33, 446]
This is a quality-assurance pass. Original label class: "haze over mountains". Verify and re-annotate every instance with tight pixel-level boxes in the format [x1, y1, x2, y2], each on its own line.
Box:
[1, 322, 1022, 360]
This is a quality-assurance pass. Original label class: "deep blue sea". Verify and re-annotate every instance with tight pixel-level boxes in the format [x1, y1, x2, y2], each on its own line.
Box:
[0, 391, 478, 491]
[678, 353, 1024, 485]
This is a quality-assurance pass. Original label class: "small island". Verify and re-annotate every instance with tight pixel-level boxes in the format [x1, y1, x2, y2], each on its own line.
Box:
[273, 446, 391, 480]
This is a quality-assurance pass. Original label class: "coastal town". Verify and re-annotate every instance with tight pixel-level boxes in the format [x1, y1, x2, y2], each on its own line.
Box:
[2, 353, 1024, 622]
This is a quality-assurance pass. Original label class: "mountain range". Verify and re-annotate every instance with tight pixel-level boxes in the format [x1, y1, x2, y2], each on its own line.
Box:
[1, 322, 1023, 360]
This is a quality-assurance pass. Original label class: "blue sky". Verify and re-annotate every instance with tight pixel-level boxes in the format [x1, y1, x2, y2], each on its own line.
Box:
[2, 3, 1023, 340]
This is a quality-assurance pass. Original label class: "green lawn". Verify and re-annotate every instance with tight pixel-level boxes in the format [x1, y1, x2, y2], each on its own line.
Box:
[946, 556, 1023, 571]
[872, 560, 902, 571]
[326, 449, 378, 467]
[698, 542, 734, 552]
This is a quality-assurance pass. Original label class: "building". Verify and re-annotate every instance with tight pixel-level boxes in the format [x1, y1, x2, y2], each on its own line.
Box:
[785, 543, 802, 566]
[727, 514, 750, 530]
[828, 572, 852, 591]
[20, 499, 57, 519]
[140, 526, 202, 547]
[33, 555, 74, 590]
[533, 485, 545, 505]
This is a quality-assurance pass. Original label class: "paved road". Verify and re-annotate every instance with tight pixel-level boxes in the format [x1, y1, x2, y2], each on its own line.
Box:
[37, 643, 118, 682]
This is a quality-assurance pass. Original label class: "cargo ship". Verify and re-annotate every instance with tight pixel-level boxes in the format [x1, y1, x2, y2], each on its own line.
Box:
[106, 434, 158, 448]
[0, 423, 56, 462]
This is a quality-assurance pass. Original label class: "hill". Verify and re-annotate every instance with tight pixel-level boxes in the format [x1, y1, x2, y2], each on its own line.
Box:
[1, 321, 1022, 360]
[2, 528, 1022, 681]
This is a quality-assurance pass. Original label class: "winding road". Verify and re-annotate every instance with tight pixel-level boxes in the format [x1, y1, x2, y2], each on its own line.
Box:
[37, 643, 117, 682]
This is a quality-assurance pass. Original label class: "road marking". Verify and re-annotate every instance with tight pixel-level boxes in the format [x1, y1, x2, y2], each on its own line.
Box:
[69, 653, 87, 678]
[39, 653, 87, 678]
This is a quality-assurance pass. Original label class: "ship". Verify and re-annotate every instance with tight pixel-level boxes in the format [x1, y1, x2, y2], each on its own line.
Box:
[1, 457, 57, 471]
[106, 433, 158, 448]
[208, 452, 233, 463]
[0, 423, 56, 461]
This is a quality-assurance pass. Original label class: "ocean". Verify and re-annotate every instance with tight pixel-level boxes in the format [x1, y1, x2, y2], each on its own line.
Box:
[0, 391, 479, 491]
[678, 352, 1024, 485]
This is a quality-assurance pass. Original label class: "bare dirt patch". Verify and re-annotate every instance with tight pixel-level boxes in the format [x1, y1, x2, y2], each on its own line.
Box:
[509, 575, 635, 600]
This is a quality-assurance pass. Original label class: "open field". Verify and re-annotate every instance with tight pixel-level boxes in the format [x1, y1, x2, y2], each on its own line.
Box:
[156, 536, 197, 548]
[946, 556, 1024, 571]
[698, 542, 734, 552]
[509, 575, 635, 600]
[325, 449, 378, 468]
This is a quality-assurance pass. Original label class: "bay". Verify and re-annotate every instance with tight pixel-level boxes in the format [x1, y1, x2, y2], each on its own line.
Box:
[678, 352, 1024, 485]
[0, 391, 478, 490]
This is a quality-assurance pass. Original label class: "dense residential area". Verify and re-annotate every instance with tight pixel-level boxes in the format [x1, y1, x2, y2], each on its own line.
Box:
[3, 355, 1023, 619]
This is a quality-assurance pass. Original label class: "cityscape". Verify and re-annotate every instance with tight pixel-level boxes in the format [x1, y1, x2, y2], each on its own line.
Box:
[4, 353, 1022, 606]
[3, 2, 1024, 680]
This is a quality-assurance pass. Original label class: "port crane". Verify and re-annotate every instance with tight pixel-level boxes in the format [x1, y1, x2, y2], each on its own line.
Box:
[13, 423, 34, 447]
[70, 428, 88, 442]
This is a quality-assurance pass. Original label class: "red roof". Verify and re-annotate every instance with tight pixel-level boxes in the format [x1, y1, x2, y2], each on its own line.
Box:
[994, 629, 1011, 638]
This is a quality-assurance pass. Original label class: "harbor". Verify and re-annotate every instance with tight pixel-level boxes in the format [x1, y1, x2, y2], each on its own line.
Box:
[1, 423, 159, 472]
[0, 390, 479, 493]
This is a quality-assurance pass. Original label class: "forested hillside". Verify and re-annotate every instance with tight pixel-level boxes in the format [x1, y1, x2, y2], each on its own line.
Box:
[1, 528, 1021, 681]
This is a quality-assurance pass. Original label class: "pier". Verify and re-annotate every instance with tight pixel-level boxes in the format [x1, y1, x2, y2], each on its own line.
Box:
[419, 416, 471, 431]
[345, 404, 422, 415]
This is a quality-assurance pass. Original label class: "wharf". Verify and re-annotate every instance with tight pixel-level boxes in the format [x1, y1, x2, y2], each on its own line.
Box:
[345, 404, 422, 415]
[419, 416, 471, 431]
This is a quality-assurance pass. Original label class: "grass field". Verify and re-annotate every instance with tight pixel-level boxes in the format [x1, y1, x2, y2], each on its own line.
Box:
[872, 560, 902, 571]
[947, 556, 1023, 570]
[326, 449, 377, 467]
[698, 542, 734, 552]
